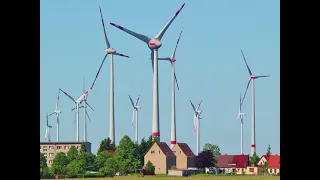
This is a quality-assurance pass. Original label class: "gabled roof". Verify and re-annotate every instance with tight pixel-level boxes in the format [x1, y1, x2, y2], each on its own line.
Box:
[268, 154, 280, 168]
[156, 142, 176, 157]
[217, 154, 234, 168]
[231, 155, 249, 168]
[261, 154, 270, 161]
[176, 143, 195, 157]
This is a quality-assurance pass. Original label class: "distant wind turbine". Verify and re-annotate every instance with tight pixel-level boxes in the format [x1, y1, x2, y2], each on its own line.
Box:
[129, 95, 141, 143]
[190, 100, 202, 155]
[237, 93, 246, 154]
[44, 113, 53, 142]
[48, 89, 62, 142]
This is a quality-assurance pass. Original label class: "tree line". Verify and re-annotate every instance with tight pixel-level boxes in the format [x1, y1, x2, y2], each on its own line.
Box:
[40, 134, 273, 178]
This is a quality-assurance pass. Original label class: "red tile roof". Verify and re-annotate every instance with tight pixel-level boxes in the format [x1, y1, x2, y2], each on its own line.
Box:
[268, 154, 280, 168]
[231, 155, 249, 168]
[262, 154, 270, 161]
[217, 155, 234, 168]
[176, 143, 195, 157]
[157, 142, 176, 157]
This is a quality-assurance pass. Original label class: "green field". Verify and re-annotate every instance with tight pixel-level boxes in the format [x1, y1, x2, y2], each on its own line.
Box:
[47, 175, 279, 180]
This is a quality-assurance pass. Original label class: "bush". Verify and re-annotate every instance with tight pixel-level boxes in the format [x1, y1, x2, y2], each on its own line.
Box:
[145, 161, 155, 172]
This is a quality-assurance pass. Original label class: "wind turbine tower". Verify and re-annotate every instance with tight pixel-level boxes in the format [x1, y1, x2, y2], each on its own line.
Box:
[44, 113, 53, 142]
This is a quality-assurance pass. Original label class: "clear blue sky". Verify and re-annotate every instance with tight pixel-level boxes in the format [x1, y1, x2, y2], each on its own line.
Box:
[40, 0, 279, 156]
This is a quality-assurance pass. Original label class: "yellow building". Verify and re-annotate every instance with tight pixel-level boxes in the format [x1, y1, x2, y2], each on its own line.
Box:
[40, 141, 91, 167]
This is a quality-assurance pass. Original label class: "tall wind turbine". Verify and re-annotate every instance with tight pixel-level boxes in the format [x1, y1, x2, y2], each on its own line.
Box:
[240, 50, 270, 155]
[129, 95, 141, 143]
[110, 3, 186, 142]
[158, 31, 182, 148]
[96, 7, 130, 144]
[237, 93, 246, 154]
[48, 89, 62, 142]
[190, 100, 202, 155]
[44, 113, 53, 142]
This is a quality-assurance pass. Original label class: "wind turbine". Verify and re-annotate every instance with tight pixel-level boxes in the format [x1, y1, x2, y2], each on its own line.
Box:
[237, 93, 246, 154]
[129, 95, 141, 144]
[48, 89, 62, 142]
[240, 49, 270, 155]
[158, 31, 182, 148]
[44, 113, 53, 142]
[110, 3, 185, 142]
[190, 100, 202, 155]
[94, 7, 130, 144]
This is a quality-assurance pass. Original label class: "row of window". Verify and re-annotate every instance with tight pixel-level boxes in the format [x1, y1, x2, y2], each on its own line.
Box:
[43, 153, 55, 158]
[40, 145, 79, 151]
[150, 150, 182, 155]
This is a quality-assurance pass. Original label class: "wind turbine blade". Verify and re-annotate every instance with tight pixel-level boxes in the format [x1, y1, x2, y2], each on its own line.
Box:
[155, 3, 185, 40]
[128, 95, 135, 107]
[90, 53, 108, 90]
[131, 109, 135, 128]
[114, 52, 130, 58]
[55, 89, 60, 111]
[48, 112, 55, 117]
[172, 30, 182, 58]
[150, 51, 154, 73]
[158, 57, 171, 60]
[174, 71, 180, 90]
[85, 102, 94, 111]
[135, 95, 140, 106]
[241, 79, 252, 106]
[86, 109, 92, 122]
[196, 101, 202, 111]
[59, 88, 76, 102]
[255, 75, 270, 78]
[110, 22, 151, 44]
[240, 50, 253, 76]
[189, 100, 196, 112]
[99, 7, 110, 48]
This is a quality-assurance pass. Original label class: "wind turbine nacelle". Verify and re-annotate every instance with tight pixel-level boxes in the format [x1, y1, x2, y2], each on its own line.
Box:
[106, 48, 116, 54]
[170, 57, 176, 62]
[148, 39, 162, 49]
[55, 110, 61, 114]
[135, 106, 141, 109]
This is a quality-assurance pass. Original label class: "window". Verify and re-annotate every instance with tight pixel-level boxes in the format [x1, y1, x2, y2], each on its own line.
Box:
[49, 146, 54, 150]
[180, 151, 181, 154]
[44, 153, 47, 157]
[57, 146, 61, 150]
[49, 153, 55, 157]
[43, 146, 47, 152]
[49, 160, 53, 164]
[249, 168, 254, 172]
[151, 150, 155, 154]
[40, 146, 41, 149]
[64, 146, 70, 150]
[159, 150, 160, 154]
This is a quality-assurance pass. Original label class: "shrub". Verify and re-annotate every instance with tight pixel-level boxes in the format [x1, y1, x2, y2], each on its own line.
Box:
[145, 161, 155, 172]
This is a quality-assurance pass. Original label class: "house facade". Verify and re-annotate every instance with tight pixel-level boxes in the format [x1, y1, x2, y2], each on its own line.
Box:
[144, 142, 176, 174]
[268, 154, 280, 175]
[171, 143, 196, 169]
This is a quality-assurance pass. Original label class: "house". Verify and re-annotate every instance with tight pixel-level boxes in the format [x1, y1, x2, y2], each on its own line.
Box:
[171, 143, 196, 169]
[144, 142, 176, 174]
[216, 154, 234, 173]
[268, 154, 280, 175]
[257, 154, 270, 166]
[230, 155, 250, 175]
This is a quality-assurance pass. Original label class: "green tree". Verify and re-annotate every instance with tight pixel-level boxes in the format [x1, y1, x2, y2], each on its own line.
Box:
[266, 145, 272, 156]
[145, 161, 155, 172]
[203, 143, 221, 163]
[262, 161, 269, 174]
[40, 152, 47, 168]
[66, 152, 96, 175]
[95, 151, 111, 170]
[67, 146, 78, 162]
[102, 157, 118, 177]
[138, 138, 148, 166]
[146, 135, 156, 149]
[250, 152, 260, 166]
[80, 143, 87, 153]
[98, 138, 116, 153]
[51, 152, 69, 174]
[115, 135, 141, 173]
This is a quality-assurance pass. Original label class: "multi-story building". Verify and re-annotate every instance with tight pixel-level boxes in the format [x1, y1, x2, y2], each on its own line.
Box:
[40, 141, 91, 167]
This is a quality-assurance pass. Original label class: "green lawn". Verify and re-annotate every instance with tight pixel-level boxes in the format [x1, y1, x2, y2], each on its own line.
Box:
[51, 175, 279, 180]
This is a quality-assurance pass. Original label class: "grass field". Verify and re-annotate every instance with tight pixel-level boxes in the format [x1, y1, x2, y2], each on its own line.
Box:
[45, 175, 280, 180]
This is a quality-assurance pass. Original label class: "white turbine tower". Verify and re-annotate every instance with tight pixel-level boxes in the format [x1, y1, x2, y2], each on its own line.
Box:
[129, 95, 141, 144]
[158, 31, 182, 148]
[237, 93, 246, 154]
[94, 7, 130, 144]
[44, 113, 53, 142]
[110, 3, 186, 142]
[190, 100, 202, 155]
[240, 50, 270, 155]
[48, 90, 62, 142]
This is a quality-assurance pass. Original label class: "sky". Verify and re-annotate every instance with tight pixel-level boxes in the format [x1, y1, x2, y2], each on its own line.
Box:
[40, 0, 280, 156]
